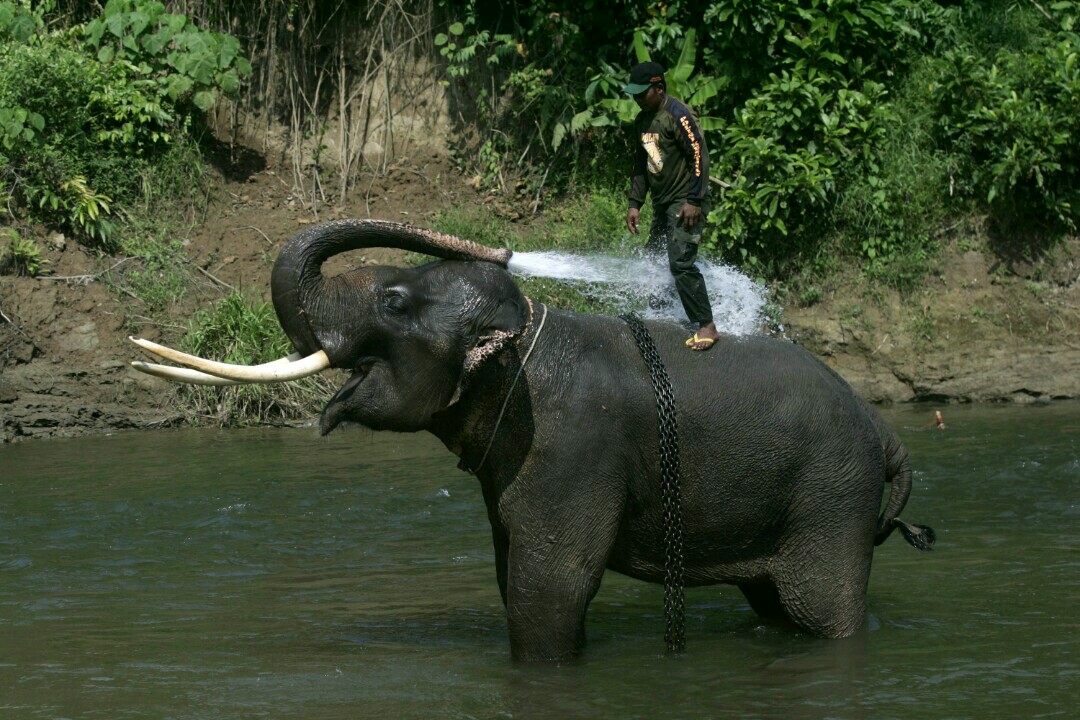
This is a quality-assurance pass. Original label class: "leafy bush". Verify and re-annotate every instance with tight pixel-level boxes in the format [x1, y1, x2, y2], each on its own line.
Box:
[708, 75, 895, 271]
[84, 0, 252, 115]
[0, 39, 141, 245]
[931, 4, 1080, 233]
[435, 0, 952, 279]
[0, 0, 249, 247]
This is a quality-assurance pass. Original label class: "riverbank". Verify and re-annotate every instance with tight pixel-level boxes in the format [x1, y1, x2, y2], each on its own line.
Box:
[2, 153, 1079, 443]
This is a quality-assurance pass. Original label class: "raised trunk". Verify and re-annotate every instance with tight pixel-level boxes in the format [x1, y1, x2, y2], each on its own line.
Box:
[270, 219, 512, 355]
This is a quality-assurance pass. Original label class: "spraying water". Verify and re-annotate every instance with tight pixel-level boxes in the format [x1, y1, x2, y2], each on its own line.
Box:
[508, 248, 770, 336]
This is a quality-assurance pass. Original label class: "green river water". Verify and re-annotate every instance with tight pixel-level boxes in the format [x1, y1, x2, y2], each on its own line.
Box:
[1, 403, 1077, 719]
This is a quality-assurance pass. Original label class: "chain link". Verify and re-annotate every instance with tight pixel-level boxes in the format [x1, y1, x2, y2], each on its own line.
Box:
[621, 313, 686, 654]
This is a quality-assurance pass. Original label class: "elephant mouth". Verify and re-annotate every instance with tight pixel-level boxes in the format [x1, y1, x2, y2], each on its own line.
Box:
[319, 359, 376, 435]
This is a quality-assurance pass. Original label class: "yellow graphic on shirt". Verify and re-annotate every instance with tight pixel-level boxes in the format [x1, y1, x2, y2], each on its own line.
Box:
[641, 132, 663, 174]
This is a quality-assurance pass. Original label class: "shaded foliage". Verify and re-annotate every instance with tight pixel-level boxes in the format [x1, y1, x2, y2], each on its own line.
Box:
[432, 0, 1076, 279]
[0, 0, 249, 247]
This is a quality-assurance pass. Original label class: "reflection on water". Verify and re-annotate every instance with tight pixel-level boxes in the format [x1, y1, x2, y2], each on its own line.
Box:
[1, 404, 1077, 718]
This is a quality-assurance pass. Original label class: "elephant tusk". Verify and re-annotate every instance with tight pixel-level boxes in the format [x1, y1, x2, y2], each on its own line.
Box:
[130, 361, 248, 386]
[129, 337, 331, 381]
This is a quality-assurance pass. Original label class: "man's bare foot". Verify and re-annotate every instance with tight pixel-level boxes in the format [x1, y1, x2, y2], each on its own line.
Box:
[686, 322, 719, 351]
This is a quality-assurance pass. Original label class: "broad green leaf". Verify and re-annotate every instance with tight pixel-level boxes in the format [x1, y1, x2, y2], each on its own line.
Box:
[584, 78, 600, 104]
[9, 12, 34, 42]
[449, 21, 464, 36]
[218, 69, 240, 94]
[0, 5, 15, 29]
[552, 122, 566, 151]
[698, 116, 724, 131]
[570, 109, 592, 133]
[141, 28, 173, 55]
[85, 18, 106, 45]
[598, 97, 638, 123]
[186, 49, 217, 85]
[632, 30, 650, 63]
[129, 10, 149, 37]
[193, 89, 217, 111]
[166, 74, 193, 100]
[218, 35, 240, 69]
[105, 11, 125, 38]
[98, 45, 115, 64]
[165, 14, 186, 33]
[689, 76, 730, 106]
[671, 28, 697, 85]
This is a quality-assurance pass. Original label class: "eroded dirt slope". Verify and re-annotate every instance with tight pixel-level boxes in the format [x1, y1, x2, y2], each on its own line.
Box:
[787, 236, 1080, 404]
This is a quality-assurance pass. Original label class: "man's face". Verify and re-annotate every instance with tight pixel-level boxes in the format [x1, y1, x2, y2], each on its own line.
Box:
[633, 84, 664, 112]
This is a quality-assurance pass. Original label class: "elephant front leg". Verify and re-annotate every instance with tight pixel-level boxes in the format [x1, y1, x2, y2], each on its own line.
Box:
[491, 525, 509, 608]
[504, 536, 610, 662]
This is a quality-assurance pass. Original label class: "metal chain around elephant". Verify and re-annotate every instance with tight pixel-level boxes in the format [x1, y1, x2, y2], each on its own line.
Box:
[620, 313, 686, 654]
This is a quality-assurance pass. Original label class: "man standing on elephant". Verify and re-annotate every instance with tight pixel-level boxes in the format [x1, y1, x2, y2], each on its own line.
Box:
[624, 61, 719, 351]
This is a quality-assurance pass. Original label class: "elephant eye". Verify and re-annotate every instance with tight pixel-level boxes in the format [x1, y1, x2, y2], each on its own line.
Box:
[383, 289, 408, 314]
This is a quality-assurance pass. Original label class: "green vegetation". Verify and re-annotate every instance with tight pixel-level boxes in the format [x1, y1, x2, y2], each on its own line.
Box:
[0, 226, 47, 276]
[0, 0, 248, 249]
[178, 291, 334, 426]
[432, 0, 1079, 287]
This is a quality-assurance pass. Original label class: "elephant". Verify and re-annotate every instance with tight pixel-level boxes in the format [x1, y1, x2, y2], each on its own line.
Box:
[130, 219, 935, 662]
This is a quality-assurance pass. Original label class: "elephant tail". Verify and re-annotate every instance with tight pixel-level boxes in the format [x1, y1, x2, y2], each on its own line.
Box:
[875, 439, 936, 551]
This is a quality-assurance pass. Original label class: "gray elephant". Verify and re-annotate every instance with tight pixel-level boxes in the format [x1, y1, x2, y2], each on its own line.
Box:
[131, 219, 934, 662]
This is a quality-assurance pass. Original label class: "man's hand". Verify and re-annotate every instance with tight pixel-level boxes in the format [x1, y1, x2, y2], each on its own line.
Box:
[626, 207, 640, 235]
[676, 203, 702, 230]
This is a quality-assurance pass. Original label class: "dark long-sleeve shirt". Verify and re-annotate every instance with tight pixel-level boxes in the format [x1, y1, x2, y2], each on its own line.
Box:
[628, 95, 710, 209]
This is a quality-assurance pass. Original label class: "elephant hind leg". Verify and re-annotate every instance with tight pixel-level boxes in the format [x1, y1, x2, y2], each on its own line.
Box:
[773, 549, 873, 638]
[738, 580, 789, 621]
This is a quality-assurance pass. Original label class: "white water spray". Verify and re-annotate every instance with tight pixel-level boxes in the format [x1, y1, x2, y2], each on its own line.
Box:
[508, 249, 770, 336]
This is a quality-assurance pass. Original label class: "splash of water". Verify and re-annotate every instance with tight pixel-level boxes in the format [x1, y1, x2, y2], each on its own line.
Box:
[507, 249, 769, 336]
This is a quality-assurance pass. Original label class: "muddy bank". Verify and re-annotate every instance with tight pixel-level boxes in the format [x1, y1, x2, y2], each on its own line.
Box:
[786, 239, 1080, 404]
[3, 161, 1079, 443]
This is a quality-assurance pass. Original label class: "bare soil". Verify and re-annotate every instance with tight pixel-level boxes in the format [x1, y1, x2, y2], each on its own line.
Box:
[2, 150, 1079, 443]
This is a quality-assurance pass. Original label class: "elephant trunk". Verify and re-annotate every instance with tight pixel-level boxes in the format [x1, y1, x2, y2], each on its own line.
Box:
[271, 219, 513, 356]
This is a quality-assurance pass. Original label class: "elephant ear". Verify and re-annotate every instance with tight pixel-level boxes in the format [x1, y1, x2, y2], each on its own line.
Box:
[463, 295, 529, 373]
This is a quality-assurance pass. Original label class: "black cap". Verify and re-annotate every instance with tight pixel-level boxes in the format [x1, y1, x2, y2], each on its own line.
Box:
[623, 62, 665, 95]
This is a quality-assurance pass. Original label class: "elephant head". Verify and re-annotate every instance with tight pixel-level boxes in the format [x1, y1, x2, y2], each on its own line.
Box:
[130, 220, 523, 435]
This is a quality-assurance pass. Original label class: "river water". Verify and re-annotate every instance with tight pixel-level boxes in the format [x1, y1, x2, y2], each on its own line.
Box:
[1, 403, 1077, 719]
